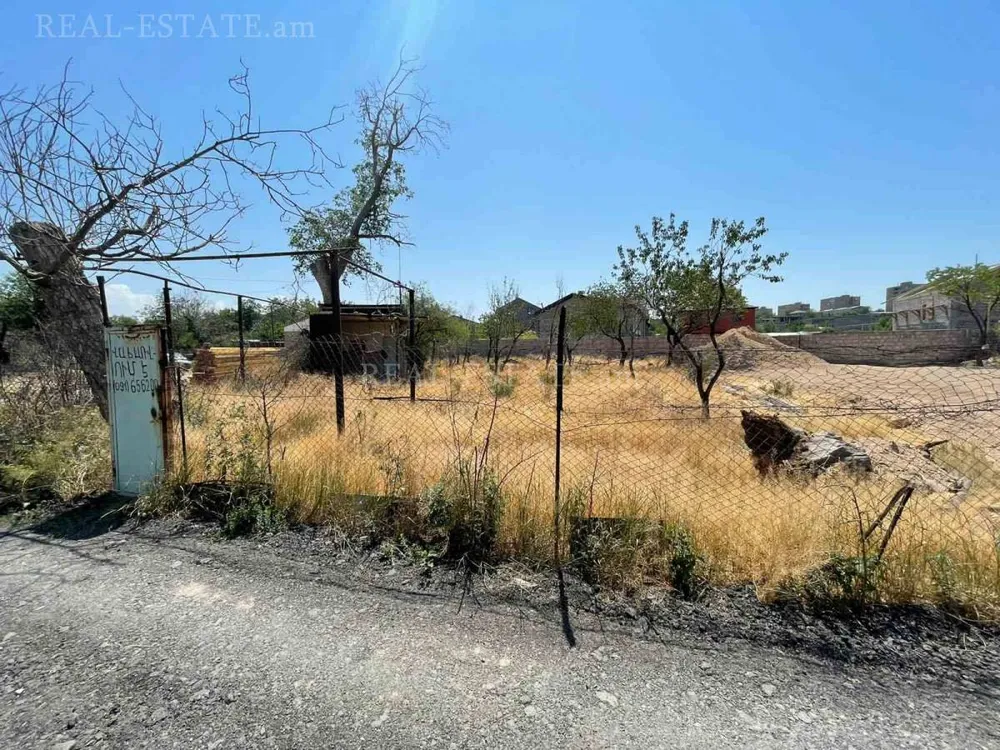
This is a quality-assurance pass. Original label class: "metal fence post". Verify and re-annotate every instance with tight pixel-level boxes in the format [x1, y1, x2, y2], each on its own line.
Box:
[554, 305, 566, 549]
[96, 275, 111, 326]
[330, 251, 345, 435]
[553, 305, 575, 646]
[408, 287, 417, 402]
[162, 282, 188, 469]
[237, 295, 246, 383]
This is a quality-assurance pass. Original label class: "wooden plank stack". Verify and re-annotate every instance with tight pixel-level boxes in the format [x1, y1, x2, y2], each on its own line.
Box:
[192, 347, 282, 383]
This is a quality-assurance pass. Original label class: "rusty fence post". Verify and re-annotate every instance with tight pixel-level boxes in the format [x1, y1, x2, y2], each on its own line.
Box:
[162, 282, 188, 469]
[554, 305, 566, 557]
[408, 287, 417, 402]
[553, 305, 575, 646]
[237, 295, 246, 383]
[330, 251, 345, 435]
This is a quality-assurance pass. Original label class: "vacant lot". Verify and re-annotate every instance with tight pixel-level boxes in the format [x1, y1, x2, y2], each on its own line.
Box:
[181, 339, 1000, 615]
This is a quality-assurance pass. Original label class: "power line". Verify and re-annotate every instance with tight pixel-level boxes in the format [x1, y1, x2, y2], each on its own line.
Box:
[91, 248, 413, 291]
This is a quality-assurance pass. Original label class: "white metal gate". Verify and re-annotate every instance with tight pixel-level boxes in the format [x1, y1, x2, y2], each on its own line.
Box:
[105, 326, 169, 495]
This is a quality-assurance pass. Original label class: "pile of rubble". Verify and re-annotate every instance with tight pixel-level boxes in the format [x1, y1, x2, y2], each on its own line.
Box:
[740, 410, 969, 494]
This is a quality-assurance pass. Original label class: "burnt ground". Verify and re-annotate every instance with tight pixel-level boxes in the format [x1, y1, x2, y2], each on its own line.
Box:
[1, 495, 998, 748]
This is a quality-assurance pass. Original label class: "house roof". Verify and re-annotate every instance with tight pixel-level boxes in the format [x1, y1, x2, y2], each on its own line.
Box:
[497, 297, 541, 314]
[317, 303, 407, 317]
[532, 292, 585, 315]
[283, 304, 408, 334]
[892, 283, 931, 302]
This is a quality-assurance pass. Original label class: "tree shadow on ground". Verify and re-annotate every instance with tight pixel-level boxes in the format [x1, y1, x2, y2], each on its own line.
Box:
[26, 492, 134, 540]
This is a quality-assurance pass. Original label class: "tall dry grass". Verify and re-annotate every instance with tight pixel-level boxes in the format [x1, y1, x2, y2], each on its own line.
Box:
[176, 353, 1000, 615]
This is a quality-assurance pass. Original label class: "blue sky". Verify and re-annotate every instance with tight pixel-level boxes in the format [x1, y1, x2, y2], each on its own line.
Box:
[2, 0, 998, 317]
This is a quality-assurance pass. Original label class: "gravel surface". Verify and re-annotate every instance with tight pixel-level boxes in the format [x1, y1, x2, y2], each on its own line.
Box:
[1, 498, 999, 749]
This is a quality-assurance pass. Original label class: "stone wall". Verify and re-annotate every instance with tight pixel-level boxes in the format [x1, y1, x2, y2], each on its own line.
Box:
[777, 329, 980, 366]
[463, 329, 982, 367]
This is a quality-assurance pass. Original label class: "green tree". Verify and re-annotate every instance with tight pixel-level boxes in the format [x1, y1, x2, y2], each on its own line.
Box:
[579, 280, 647, 374]
[0, 272, 43, 330]
[926, 263, 1000, 360]
[109, 314, 139, 327]
[288, 59, 447, 303]
[873, 315, 892, 331]
[406, 283, 465, 367]
[616, 215, 786, 418]
[249, 298, 320, 342]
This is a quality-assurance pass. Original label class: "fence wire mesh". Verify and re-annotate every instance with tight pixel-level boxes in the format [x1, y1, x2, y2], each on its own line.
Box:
[168, 304, 1000, 610]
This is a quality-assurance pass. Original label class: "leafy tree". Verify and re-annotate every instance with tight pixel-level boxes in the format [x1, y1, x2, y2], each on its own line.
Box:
[579, 280, 647, 374]
[757, 318, 778, 333]
[109, 314, 139, 327]
[926, 263, 1000, 360]
[141, 293, 318, 350]
[616, 214, 785, 418]
[249, 298, 320, 342]
[288, 59, 447, 303]
[873, 315, 892, 331]
[406, 284, 467, 367]
[0, 271, 43, 330]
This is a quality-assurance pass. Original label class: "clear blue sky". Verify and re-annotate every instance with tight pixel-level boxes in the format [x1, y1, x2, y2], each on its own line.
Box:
[2, 0, 998, 317]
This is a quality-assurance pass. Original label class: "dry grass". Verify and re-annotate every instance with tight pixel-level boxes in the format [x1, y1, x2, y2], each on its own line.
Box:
[177, 354, 1000, 615]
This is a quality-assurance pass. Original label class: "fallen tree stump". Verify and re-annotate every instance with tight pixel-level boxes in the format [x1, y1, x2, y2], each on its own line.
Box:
[741, 410, 872, 476]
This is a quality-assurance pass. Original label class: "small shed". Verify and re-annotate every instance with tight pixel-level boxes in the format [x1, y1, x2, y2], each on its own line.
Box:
[286, 304, 408, 376]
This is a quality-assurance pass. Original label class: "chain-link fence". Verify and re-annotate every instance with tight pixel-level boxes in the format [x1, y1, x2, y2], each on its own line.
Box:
[168, 302, 1000, 611]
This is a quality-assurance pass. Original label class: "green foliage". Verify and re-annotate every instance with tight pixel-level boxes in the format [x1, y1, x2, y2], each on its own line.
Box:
[801, 552, 884, 607]
[222, 494, 287, 538]
[567, 513, 704, 597]
[287, 159, 408, 282]
[0, 272, 43, 330]
[663, 524, 702, 600]
[203, 404, 266, 485]
[615, 214, 786, 416]
[109, 314, 139, 327]
[408, 283, 471, 365]
[927, 262, 1000, 343]
[873, 315, 892, 331]
[489, 374, 517, 399]
[0, 406, 110, 500]
[139, 292, 318, 349]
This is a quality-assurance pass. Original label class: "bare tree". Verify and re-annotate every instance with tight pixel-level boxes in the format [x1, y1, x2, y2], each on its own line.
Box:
[290, 57, 448, 301]
[0, 63, 339, 419]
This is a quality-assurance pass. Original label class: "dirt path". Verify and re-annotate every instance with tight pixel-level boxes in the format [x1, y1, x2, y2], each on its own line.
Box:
[1, 516, 998, 749]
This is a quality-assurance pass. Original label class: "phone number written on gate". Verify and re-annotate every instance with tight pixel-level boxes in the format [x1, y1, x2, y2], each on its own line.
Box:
[111, 378, 158, 394]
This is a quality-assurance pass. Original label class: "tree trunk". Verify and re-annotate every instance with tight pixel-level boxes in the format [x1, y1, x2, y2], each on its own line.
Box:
[616, 336, 627, 366]
[9, 222, 109, 420]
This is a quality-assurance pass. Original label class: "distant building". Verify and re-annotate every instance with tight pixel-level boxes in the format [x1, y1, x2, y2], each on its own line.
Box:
[756, 306, 775, 319]
[496, 297, 540, 329]
[684, 308, 757, 335]
[890, 284, 987, 333]
[820, 294, 861, 311]
[777, 302, 811, 316]
[530, 292, 651, 338]
[885, 281, 918, 312]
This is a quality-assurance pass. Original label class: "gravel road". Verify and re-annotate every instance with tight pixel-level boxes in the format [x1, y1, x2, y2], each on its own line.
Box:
[1, 503, 998, 749]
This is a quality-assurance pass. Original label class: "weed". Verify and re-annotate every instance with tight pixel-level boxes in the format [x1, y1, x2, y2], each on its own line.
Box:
[222, 494, 287, 538]
[489, 374, 517, 399]
[763, 379, 794, 398]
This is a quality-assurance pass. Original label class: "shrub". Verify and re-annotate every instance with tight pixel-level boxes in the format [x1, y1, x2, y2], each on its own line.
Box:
[489, 374, 517, 399]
